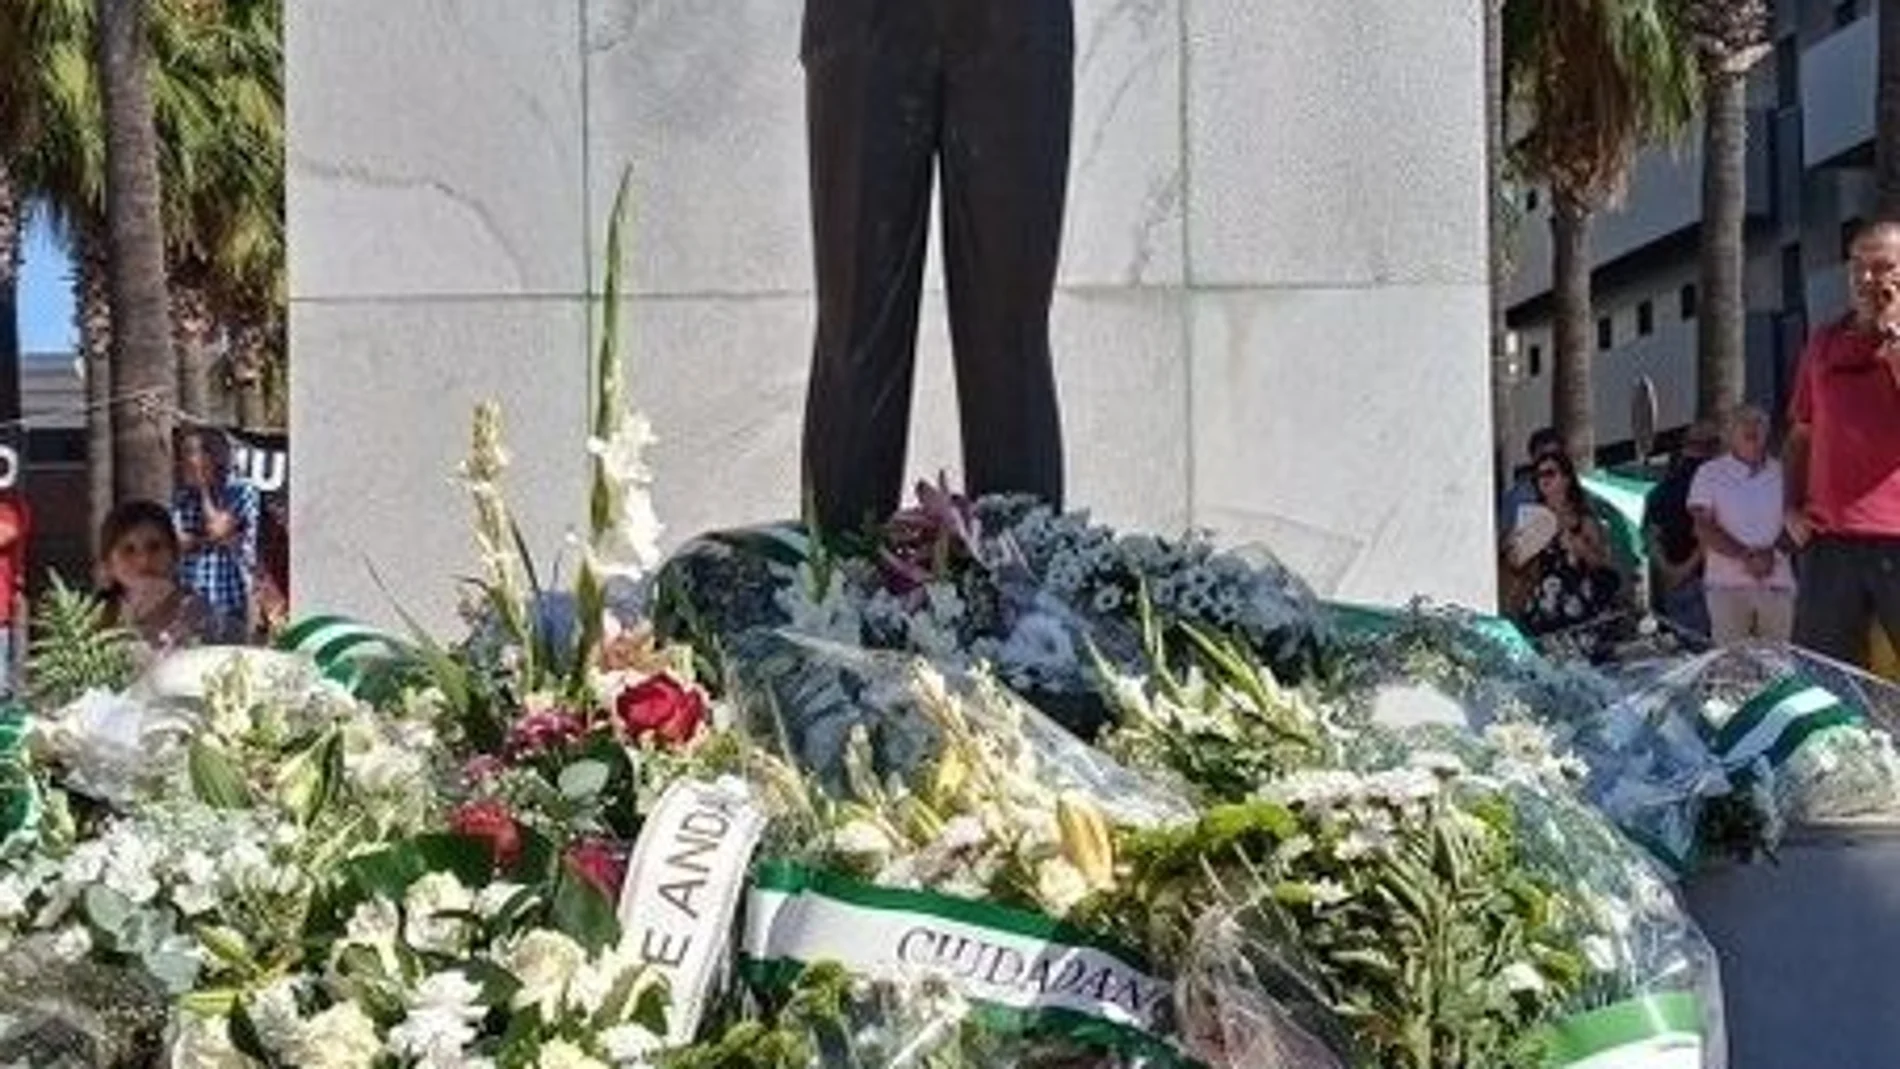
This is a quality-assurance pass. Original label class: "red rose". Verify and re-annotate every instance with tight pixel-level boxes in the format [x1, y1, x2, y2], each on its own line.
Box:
[614, 673, 707, 747]
[564, 838, 628, 900]
[449, 800, 521, 872]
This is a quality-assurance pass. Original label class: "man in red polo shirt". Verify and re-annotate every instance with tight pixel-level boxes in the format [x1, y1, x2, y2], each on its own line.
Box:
[1786, 220, 1900, 665]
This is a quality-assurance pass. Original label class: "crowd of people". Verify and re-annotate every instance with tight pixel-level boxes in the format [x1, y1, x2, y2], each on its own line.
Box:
[1501, 218, 1900, 677]
[0, 426, 274, 697]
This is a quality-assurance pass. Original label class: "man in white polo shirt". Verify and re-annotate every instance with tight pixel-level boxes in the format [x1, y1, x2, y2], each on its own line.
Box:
[1689, 405, 1795, 644]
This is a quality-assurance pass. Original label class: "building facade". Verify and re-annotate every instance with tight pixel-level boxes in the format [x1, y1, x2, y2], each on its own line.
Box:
[1504, 0, 1881, 462]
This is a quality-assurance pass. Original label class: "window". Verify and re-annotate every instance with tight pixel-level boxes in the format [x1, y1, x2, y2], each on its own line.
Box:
[1775, 37, 1799, 111]
[1679, 283, 1698, 320]
[1782, 243, 1805, 314]
[1637, 300, 1655, 337]
[1597, 316, 1614, 351]
[1528, 344, 1543, 378]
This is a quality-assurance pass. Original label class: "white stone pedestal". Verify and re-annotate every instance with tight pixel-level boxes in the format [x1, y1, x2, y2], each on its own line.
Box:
[287, 0, 1493, 627]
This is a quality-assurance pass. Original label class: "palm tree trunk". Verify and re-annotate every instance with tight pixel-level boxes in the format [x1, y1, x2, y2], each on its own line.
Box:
[0, 167, 22, 428]
[230, 320, 270, 430]
[1551, 189, 1596, 469]
[171, 281, 214, 423]
[1880, 0, 1900, 215]
[1698, 69, 1748, 419]
[78, 235, 114, 558]
[96, 0, 176, 503]
[1486, 0, 1514, 503]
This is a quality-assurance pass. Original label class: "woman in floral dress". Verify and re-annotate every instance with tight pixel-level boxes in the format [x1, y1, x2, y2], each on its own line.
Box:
[1508, 452, 1621, 640]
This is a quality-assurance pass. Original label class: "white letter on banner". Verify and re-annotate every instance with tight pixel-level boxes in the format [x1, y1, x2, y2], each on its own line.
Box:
[617, 777, 768, 1044]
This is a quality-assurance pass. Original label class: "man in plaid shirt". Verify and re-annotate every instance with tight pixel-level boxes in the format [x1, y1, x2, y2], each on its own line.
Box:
[173, 428, 259, 643]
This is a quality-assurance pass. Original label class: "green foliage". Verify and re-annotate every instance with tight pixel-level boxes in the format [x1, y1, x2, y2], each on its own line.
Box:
[26, 576, 137, 709]
[1088, 797, 1581, 1069]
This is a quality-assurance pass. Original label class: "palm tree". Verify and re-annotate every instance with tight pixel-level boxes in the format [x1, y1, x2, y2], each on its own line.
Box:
[1507, 0, 1698, 467]
[1686, 0, 1769, 420]
[1878, 0, 1900, 215]
[0, 166, 22, 427]
[95, 0, 176, 503]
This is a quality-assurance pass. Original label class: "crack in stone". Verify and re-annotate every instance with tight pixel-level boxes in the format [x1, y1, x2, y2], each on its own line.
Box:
[292, 155, 533, 289]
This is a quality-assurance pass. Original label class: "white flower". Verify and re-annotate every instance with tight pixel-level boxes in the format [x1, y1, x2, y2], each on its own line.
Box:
[585, 413, 665, 578]
[172, 879, 223, 918]
[1305, 879, 1351, 908]
[1330, 826, 1389, 861]
[501, 929, 587, 1015]
[537, 1038, 610, 1069]
[1263, 769, 1363, 810]
[50, 926, 91, 962]
[1364, 767, 1441, 807]
[389, 970, 486, 1067]
[0, 877, 30, 922]
[292, 1003, 382, 1069]
[830, 819, 898, 868]
[404, 872, 475, 956]
[349, 740, 426, 795]
[565, 940, 642, 1018]
[1499, 961, 1547, 995]
[1034, 858, 1092, 915]
[247, 978, 304, 1056]
[600, 1023, 662, 1064]
[168, 1011, 251, 1069]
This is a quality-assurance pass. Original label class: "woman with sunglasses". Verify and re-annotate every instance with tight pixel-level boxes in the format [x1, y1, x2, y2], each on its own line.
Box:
[1505, 452, 1620, 639]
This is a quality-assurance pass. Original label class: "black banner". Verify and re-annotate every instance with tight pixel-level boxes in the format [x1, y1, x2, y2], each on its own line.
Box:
[217, 425, 289, 600]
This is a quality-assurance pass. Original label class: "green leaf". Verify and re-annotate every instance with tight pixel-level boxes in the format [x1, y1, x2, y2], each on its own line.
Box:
[550, 866, 621, 955]
[558, 759, 612, 801]
[188, 737, 252, 810]
[367, 560, 472, 714]
[276, 728, 345, 825]
[195, 924, 254, 972]
[630, 978, 671, 1037]
[461, 959, 522, 1010]
[228, 996, 272, 1063]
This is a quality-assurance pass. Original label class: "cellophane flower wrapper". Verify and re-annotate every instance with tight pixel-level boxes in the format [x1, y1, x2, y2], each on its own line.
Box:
[715, 634, 1206, 1066]
[1171, 904, 1352, 1069]
[1326, 606, 1735, 874]
[1498, 778, 1728, 1069]
[1606, 643, 1900, 832]
[723, 629, 1197, 829]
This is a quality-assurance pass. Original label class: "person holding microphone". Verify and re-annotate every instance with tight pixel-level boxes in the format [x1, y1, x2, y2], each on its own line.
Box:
[1785, 220, 1900, 667]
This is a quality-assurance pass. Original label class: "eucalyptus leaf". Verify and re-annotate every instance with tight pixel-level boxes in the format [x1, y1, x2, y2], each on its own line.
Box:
[558, 759, 612, 801]
[80, 884, 133, 938]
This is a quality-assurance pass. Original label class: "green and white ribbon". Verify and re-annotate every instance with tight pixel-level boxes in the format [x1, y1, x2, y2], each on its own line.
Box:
[742, 863, 1180, 1061]
[615, 777, 770, 1044]
[276, 615, 413, 699]
[1543, 992, 1702, 1068]
[1705, 674, 1859, 774]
